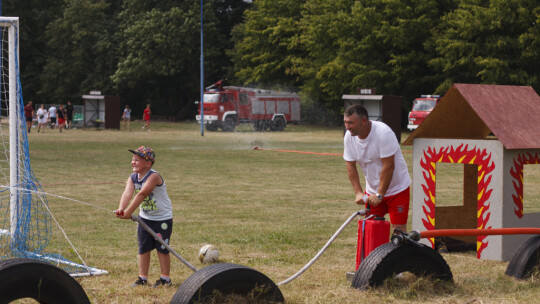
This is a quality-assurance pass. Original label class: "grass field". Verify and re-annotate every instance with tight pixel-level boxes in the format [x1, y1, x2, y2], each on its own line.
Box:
[19, 121, 540, 303]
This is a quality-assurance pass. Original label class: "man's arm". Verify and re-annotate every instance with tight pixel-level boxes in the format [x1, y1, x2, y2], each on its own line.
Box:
[367, 155, 395, 207]
[346, 161, 366, 204]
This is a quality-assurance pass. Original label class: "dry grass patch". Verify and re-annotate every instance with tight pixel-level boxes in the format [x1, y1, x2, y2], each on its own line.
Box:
[6, 122, 537, 303]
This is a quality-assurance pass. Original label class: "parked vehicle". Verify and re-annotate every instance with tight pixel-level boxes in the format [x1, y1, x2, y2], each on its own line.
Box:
[196, 84, 301, 132]
[407, 95, 441, 131]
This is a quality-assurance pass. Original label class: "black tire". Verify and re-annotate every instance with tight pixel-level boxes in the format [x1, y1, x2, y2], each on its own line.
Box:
[352, 242, 453, 290]
[253, 120, 268, 132]
[269, 116, 286, 131]
[170, 263, 284, 304]
[0, 258, 90, 304]
[505, 235, 540, 280]
[205, 123, 219, 132]
[221, 116, 236, 132]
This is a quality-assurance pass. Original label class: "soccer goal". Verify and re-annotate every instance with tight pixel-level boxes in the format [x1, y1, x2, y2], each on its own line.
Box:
[0, 17, 107, 277]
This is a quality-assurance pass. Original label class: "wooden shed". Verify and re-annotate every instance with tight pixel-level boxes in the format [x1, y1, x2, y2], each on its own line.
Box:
[403, 83, 540, 261]
[82, 91, 121, 130]
[342, 94, 402, 142]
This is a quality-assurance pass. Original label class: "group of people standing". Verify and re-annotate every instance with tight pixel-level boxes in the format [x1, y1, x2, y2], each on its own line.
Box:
[24, 101, 74, 133]
[122, 104, 151, 132]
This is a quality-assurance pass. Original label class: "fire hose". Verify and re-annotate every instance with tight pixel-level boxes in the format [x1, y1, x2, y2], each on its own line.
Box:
[276, 208, 369, 286]
[116, 208, 370, 286]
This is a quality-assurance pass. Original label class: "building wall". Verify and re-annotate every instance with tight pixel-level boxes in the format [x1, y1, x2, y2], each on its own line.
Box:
[502, 150, 540, 259]
[412, 138, 505, 260]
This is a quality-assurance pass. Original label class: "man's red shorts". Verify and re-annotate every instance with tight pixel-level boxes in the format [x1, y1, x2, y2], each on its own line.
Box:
[365, 187, 410, 225]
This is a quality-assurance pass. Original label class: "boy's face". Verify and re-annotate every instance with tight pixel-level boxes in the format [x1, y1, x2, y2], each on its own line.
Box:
[131, 154, 152, 173]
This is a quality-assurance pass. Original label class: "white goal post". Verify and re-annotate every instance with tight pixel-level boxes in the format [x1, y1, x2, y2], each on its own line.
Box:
[0, 17, 107, 277]
[2, 17, 19, 238]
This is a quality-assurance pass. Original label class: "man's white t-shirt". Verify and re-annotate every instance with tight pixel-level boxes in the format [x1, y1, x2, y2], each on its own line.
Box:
[49, 106, 57, 118]
[343, 121, 410, 196]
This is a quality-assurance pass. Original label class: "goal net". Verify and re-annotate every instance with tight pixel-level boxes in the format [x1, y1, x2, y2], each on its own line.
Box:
[0, 17, 106, 277]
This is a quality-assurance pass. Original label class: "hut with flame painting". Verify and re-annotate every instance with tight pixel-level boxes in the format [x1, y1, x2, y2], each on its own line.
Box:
[403, 83, 540, 261]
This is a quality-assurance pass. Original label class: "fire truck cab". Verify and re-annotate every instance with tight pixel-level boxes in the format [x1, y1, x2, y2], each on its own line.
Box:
[407, 95, 441, 131]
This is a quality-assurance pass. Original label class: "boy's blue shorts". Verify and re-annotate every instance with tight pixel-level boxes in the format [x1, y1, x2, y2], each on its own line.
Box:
[137, 217, 173, 254]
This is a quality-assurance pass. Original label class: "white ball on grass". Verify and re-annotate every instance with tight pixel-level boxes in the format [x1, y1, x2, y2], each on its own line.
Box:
[199, 244, 219, 264]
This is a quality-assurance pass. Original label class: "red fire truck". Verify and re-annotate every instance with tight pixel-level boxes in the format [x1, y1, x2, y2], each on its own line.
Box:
[196, 85, 301, 132]
[407, 95, 441, 131]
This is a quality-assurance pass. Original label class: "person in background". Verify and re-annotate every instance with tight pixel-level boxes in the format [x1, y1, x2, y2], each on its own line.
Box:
[122, 105, 131, 132]
[65, 101, 74, 130]
[57, 105, 66, 133]
[48, 104, 57, 129]
[142, 104, 151, 131]
[24, 101, 34, 133]
[36, 104, 48, 133]
[343, 104, 411, 233]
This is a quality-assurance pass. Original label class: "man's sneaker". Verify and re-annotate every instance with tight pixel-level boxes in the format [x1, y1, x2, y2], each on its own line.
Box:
[132, 277, 148, 287]
[153, 278, 172, 287]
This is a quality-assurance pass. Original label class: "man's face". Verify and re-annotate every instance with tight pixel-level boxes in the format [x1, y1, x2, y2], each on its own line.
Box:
[344, 114, 368, 138]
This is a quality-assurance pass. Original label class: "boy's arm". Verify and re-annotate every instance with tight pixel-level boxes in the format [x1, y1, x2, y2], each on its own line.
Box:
[120, 173, 160, 219]
[117, 176, 134, 215]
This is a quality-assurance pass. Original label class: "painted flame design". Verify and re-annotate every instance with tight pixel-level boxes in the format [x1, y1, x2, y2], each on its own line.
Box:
[510, 152, 540, 219]
[420, 144, 495, 258]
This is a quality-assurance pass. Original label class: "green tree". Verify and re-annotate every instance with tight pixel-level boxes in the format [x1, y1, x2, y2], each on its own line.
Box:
[3, 0, 65, 103]
[232, 0, 453, 122]
[113, 0, 236, 120]
[210, 0, 252, 81]
[430, 0, 540, 93]
[230, 0, 305, 90]
[296, 0, 446, 113]
[40, 0, 122, 103]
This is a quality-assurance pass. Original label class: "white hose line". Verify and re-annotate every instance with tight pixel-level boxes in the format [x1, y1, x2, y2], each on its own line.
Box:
[277, 210, 366, 286]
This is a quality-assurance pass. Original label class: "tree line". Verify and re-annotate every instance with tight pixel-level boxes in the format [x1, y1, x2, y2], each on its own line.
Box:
[3, 0, 539, 123]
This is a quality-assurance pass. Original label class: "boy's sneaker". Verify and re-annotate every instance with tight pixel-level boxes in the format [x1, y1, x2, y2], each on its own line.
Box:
[153, 278, 172, 287]
[132, 277, 148, 287]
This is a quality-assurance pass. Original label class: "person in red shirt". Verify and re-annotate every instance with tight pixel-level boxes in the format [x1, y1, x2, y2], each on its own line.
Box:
[142, 104, 151, 131]
[24, 101, 34, 133]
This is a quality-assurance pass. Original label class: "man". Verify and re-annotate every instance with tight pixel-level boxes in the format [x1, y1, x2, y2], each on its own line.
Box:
[48, 104, 57, 128]
[343, 104, 411, 232]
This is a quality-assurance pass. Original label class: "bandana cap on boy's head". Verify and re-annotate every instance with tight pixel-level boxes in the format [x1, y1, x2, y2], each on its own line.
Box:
[129, 146, 155, 164]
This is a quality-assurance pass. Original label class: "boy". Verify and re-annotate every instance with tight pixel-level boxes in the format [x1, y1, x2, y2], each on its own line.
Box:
[116, 146, 173, 287]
